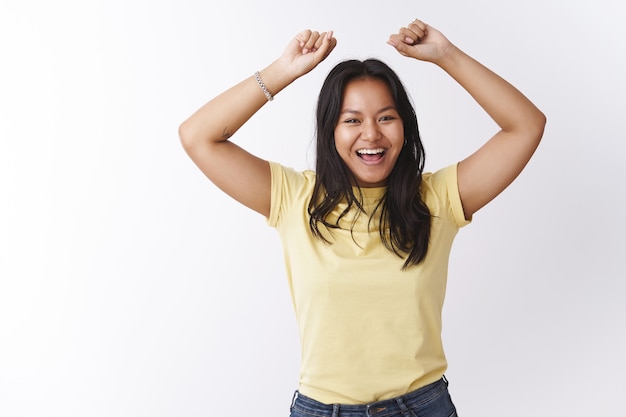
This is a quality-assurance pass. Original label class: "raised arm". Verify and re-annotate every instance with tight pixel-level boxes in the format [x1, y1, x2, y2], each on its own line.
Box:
[179, 30, 336, 217]
[388, 20, 546, 219]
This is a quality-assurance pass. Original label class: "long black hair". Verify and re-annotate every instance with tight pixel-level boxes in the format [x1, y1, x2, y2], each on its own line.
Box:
[307, 59, 431, 269]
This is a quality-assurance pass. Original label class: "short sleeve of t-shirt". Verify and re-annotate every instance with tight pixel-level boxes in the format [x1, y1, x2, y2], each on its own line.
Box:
[421, 163, 471, 229]
[267, 161, 316, 229]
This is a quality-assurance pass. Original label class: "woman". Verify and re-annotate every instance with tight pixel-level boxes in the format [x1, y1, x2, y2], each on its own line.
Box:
[179, 18, 545, 417]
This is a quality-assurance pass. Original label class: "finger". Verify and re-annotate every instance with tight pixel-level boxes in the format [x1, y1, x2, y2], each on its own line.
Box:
[296, 29, 312, 47]
[408, 18, 427, 33]
[302, 31, 321, 54]
[313, 31, 337, 62]
[400, 25, 426, 44]
[398, 27, 418, 45]
[313, 31, 329, 51]
[403, 18, 428, 44]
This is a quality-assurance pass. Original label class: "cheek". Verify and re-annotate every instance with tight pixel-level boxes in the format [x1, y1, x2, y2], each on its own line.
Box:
[333, 129, 351, 154]
[389, 124, 405, 143]
[331, 134, 348, 167]
[387, 126, 405, 159]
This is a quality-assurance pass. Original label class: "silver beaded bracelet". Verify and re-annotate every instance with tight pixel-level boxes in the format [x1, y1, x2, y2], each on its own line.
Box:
[254, 71, 274, 102]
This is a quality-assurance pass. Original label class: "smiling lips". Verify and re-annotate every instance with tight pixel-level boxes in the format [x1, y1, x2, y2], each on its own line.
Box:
[356, 147, 386, 162]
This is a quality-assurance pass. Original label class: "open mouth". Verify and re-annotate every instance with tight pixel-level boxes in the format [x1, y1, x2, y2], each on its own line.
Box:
[356, 148, 386, 162]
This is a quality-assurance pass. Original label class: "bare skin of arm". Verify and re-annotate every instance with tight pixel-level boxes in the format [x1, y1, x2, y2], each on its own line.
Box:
[179, 30, 337, 217]
[388, 20, 546, 220]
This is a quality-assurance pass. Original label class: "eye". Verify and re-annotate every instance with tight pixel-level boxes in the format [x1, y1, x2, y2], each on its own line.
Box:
[343, 118, 360, 124]
[379, 115, 396, 122]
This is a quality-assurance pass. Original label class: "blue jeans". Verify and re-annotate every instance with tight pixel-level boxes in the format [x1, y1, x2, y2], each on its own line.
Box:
[289, 377, 458, 417]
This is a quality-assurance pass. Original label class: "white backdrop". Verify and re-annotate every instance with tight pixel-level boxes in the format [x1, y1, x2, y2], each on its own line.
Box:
[1, 0, 625, 416]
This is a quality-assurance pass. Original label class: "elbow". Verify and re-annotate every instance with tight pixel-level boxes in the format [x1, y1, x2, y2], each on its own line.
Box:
[179, 118, 227, 154]
[536, 108, 547, 130]
[178, 120, 197, 153]
[526, 108, 546, 147]
[534, 110, 547, 144]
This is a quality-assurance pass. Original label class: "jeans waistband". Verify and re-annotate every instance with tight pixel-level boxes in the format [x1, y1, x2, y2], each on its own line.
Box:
[290, 376, 449, 417]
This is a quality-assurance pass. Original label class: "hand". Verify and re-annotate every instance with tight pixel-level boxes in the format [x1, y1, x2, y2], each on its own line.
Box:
[387, 19, 454, 64]
[277, 30, 337, 80]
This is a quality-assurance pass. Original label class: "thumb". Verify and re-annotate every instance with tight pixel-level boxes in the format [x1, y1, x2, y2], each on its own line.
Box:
[387, 37, 416, 58]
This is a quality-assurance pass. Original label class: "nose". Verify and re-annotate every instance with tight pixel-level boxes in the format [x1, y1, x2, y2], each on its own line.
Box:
[360, 120, 381, 142]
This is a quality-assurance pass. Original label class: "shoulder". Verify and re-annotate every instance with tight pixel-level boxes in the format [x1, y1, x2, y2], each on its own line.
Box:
[270, 161, 315, 196]
[269, 161, 315, 189]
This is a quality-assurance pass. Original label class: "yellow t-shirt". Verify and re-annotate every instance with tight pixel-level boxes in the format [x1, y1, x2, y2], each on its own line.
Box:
[267, 162, 470, 404]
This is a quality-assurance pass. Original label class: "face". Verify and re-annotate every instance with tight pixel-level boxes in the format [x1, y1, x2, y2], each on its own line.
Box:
[334, 77, 404, 188]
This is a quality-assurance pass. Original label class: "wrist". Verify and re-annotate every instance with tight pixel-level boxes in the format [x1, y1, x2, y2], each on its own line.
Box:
[432, 43, 463, 69]
[258, 60, 299, 98]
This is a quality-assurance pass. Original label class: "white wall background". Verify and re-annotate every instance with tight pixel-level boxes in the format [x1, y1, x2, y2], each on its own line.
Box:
[1, 0, 624, 416]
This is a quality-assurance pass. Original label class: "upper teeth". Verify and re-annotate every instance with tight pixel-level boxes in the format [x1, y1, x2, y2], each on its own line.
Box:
[357, 148, 384, 155]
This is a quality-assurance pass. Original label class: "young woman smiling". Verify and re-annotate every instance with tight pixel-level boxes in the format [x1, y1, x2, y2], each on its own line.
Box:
[180, 18, 545, 417]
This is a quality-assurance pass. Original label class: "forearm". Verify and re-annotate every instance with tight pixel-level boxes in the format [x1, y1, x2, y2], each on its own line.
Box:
[436, 45, 546, 135]
[389, 20, 546, 217]
[179, 30, 335, 152]
[178, 60, 296, 149]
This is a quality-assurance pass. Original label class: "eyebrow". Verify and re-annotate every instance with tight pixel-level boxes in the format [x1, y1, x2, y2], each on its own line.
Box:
[339, 105, 398, 115]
